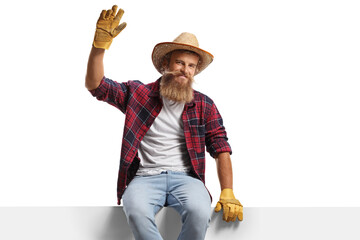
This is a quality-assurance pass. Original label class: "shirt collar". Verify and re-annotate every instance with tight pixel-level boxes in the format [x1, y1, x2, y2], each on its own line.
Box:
[148, 78, 161, 98]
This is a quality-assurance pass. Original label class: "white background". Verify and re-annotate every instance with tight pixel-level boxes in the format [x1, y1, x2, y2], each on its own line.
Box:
[0, 0, 359, 207]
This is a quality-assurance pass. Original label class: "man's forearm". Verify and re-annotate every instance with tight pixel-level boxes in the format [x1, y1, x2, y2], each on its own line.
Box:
[215, 152, 233, 190]
[85, 46, 105, 90]
[215, 152, 243, 222]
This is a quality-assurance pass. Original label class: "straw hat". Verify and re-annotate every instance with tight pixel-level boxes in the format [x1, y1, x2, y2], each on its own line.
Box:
[152, 32, 214, 75]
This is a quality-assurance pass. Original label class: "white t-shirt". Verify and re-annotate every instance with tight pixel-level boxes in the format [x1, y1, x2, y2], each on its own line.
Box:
[136, 96, 192, 175]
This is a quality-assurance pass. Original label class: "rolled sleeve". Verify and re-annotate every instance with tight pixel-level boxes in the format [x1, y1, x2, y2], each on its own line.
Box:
[205, 103, 232, 158]
[208, 136, 232, 157]
[89, 76, 129, 113]
[89, 77, 106, 97]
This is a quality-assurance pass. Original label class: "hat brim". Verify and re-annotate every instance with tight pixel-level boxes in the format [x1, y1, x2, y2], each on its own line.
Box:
[152, 42, 214, 75]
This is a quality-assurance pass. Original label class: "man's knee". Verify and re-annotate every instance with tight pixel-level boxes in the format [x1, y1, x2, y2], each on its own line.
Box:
[124, 202, 152, 218]
[124, 206, 157, 231]
[182, 201, 211, 224]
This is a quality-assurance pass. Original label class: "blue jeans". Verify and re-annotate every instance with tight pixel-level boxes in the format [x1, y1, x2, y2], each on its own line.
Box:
[122, 171, 211, 240]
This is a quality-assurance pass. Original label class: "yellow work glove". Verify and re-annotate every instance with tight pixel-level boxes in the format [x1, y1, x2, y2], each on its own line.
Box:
[93, 5, 127, 50]
[215, 188, 243, 222]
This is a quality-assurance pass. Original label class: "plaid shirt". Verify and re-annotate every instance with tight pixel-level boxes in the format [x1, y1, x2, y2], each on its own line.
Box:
[90, 77, 232, 205]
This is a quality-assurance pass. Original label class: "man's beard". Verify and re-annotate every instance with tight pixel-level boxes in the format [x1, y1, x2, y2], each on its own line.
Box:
[160, 70, 194, 103]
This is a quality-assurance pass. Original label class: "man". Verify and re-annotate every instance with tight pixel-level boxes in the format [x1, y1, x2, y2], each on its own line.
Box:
[85, 5, 243, 240]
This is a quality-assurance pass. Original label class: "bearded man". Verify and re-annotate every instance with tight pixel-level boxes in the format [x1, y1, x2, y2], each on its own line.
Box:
[85, 5, 243, 240]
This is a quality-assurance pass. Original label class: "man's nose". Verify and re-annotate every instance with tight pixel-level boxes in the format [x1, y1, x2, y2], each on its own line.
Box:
[180, 66, 187, 74]
[182, 65, 190, 75]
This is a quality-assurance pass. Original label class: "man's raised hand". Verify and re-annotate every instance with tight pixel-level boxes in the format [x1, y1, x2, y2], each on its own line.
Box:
[93, 5, 127, 50]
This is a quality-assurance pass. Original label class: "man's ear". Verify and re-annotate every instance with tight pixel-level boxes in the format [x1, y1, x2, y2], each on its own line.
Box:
[195, 67, 200, 74]
[161, 60, 168, 73]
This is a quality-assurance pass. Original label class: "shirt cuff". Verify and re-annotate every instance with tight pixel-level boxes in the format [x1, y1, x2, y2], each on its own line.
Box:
[208, 139, 232, 158]
[89, 77, 106, 97]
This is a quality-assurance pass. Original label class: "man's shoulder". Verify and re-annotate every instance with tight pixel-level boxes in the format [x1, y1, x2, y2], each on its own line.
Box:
[127, 79, 158, 90]
[193, 89, 214, 106]
[127, 80, 145, 87]
[125, 79, 161, 99]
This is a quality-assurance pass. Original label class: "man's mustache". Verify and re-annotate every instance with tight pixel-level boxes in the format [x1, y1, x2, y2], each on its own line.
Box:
[162, 70, 191, 82]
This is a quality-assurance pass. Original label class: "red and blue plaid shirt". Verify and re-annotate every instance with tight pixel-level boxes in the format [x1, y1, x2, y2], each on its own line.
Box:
[90, 77, 232, 204]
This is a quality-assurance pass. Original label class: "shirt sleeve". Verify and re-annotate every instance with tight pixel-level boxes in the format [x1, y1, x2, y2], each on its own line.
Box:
[89, 76, 129, 113]
[205, 102, 232, 158]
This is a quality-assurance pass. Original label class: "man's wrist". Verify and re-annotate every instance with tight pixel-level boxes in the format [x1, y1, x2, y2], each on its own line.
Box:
[220, 188, 236, 199]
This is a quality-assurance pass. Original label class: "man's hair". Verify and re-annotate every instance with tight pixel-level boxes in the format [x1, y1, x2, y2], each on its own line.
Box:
[161, 50, 201, 73]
